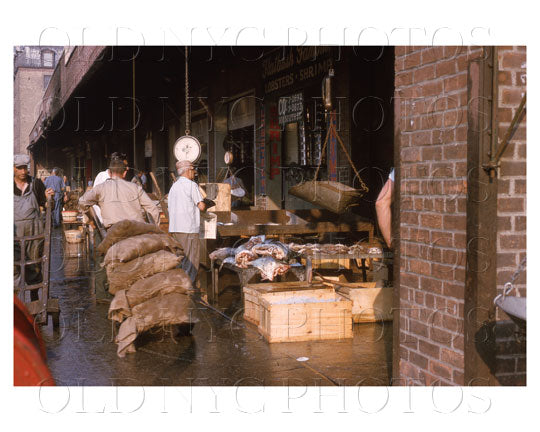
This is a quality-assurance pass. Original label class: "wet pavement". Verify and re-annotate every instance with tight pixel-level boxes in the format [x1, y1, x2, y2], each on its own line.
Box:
[41, 229, 393, 386]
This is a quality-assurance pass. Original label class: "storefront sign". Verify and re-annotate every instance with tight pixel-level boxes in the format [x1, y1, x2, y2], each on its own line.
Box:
[278, 93, 303, 125]
[262, 47, 333, 94]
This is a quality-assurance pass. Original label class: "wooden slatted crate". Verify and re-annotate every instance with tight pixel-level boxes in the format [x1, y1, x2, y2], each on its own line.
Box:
[258, 289, 353, 343]
[334, 282, 393, 323]
[243, 281, 327, 325]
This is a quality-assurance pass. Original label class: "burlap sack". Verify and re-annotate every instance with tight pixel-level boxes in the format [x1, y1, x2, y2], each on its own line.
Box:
[107, 250, 181, 294]
[108, 268, 193, 322]
[116, 292, 196, 357]
[97, 219, 163, 255]
[103, 233, 183, 267]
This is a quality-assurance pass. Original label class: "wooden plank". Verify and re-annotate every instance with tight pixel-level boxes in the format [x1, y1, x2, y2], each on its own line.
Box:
[200, 183, 231, 212]
[464, 49, 498, 385]
[149, 171, 162, 200]
[336, 286, 393, 323]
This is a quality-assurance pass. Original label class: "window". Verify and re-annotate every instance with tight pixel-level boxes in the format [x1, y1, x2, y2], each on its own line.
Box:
[43, 75, 51, 89]
[41, 50, 54, 67]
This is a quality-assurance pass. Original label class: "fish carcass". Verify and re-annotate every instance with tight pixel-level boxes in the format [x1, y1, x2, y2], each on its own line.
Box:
[251, 241, 290, 261]
[248, 257, 290, 281]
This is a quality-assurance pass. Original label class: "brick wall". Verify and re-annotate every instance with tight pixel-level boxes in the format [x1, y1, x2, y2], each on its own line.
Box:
[495, 46, 526, 384]
[395, 46, 527, 386]
[395, 46, 484, 385]
[14, 68, 52, 154]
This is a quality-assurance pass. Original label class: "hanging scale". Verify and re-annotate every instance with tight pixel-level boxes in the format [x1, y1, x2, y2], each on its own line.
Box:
[174, 46, 201, 163]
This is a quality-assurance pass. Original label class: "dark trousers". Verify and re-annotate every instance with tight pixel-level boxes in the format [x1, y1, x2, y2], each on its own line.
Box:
[52, 197, 62, 227]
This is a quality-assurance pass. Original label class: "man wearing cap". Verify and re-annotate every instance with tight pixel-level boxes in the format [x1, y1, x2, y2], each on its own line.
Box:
[44, 168, 65, 228]
[79, 159, 160, 299]
[79, 159, 159, 229]
[13, 154, 54, 288]
[168, 160, 214, 284]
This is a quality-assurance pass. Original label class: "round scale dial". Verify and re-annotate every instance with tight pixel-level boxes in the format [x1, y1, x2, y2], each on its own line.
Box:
[173, 135, 201, 162]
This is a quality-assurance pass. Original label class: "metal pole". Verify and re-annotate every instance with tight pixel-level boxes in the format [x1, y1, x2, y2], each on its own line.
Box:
[132, 57, 136, 170]
[489, 47, 498, 179]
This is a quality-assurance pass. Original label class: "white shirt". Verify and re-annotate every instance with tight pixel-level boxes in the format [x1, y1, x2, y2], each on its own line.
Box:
[168, 177, 203, 233]
[94, 170, 111, 186]
[92, 170, 111, 222]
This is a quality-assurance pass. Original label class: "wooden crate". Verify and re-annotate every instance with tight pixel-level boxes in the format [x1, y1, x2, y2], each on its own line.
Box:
[335, 282, 393, 323]
[258, 289, 353, 343]
[243, 281, 327, 325]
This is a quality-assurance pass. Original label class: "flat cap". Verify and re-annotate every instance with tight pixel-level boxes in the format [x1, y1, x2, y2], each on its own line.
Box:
[176, 160, 194, 170]
[14, 154, 30, 166]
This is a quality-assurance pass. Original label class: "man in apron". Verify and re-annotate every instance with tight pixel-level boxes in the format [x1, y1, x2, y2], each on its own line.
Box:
[14, 154, 54, 292]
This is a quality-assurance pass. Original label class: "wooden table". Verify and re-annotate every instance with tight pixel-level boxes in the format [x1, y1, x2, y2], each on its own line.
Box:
[302, 251, 394, 283]
[209, 258, 306, 305]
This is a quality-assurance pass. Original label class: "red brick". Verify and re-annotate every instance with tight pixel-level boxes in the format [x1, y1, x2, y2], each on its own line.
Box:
[409, 259, 431, 276]
[499, 161, 526, 176]
[422, 146, 442, 161]
[429, 360, 452, 381]
[442, 143, 466, 160]
[453, 370, 465, 386]
[441, 348, 464, 368]
[421, 213, 443, 229]
[498, 179, 511, 194]
[498, 197, 524, 212]
[430, 327, 455, 345]
[442, 249, 462, 267]
[453, 335, 464, 351]
[421, 277, 443, 294]
[435, 59, 456, 77]
[422, 46, 445, 64]
[402, 211, 419, 225]
[501, 88, 525, 105]
[444, 215, 466, 231]
[498, 70, 512, 85]
[410, 319, 430, 338]
[497, 252, 517, 268]
[501, 51, 526, 69]
[402, 147, 422, 162]
[430, 231, 453, 247]
[404, 51, 422, 69]
[497, 107, 514, 123]
[515, 216, 526, 231]
[419, 339, 441, 359]
[444, 73, 467, 92]
[500, 234, 526, 249]
[443, 282, 464, 299]
[432, 263, 454, 280]
[514, 179, 526, 194]
[409, 350, 429, 369]
[400, 360, 420, 379]
[516, 143, 526, 158]
[414, 65, 435, 83]
[422, 80, 444, 97]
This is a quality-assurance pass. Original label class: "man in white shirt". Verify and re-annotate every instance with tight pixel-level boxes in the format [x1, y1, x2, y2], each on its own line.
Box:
[168, 160, 213, 283]
[375, 168, 394, 247]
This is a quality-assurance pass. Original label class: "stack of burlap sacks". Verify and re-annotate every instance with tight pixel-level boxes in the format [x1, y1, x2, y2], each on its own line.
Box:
[97, 220, 195, 357]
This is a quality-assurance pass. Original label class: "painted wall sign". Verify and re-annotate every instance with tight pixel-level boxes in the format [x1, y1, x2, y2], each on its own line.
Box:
[278, 93, 303, 125]
[262, 47, 333, 94]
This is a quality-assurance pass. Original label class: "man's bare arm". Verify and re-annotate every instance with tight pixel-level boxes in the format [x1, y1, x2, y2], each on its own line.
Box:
[375, 178, 393, 247]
